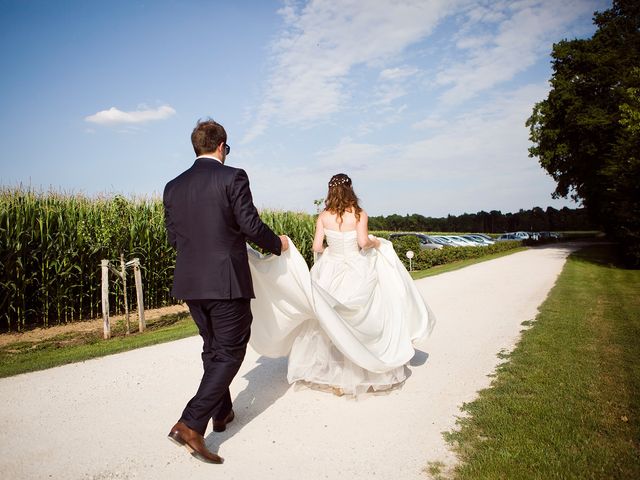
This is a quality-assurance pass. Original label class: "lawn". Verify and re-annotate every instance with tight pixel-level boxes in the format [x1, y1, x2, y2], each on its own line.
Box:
[436, 244, 640, 479]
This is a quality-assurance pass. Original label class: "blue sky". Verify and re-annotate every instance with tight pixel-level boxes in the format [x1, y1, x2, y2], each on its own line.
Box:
[0, 0, 609, 217]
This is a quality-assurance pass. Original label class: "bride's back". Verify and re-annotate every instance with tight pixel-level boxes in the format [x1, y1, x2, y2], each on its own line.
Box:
[321, 209, 358, 231]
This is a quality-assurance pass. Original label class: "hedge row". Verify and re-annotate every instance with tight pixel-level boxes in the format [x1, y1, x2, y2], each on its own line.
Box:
[387, 235, 524, 270]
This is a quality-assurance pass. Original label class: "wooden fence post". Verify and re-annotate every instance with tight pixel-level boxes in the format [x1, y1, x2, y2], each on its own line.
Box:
[120, 253, 130, 335]
[101, 260, 110, 339]
[133, 258, 145, 332]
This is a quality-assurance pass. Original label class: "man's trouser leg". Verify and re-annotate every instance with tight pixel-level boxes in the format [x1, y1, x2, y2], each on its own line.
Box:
[180, 298, 252, 435]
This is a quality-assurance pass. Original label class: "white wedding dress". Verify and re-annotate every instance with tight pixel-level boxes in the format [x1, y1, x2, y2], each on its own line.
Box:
[247, 230, 435, 396]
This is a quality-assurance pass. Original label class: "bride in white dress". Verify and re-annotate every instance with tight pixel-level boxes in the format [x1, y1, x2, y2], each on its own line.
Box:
[247, 174, 435, 396]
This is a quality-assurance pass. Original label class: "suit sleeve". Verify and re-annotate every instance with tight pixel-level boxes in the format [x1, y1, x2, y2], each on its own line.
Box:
[163, 187, 177, 250]
[230, 169, 282, 255]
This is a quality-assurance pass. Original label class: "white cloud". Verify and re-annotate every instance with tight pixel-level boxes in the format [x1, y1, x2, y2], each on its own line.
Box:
[317, 138, 386, 172]
[462, 2, 508, 25]
[243, 0, 597, 142]
[85, 105, 176, 125]
[355, 103, 407, 136]
[455, 34, 492, 50]
[236, 0, 595, 215]
[379, 66, 419, 81]
[372, 66, 421, 106]
[412, 115, 449, 130]
[436, 0, 599, 104]
[260, 82, 576, 216]
[242, 0, 463, 143]
[372, 84, 408, 106]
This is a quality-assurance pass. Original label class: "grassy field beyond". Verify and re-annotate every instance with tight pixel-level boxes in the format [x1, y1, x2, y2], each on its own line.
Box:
[439, 244, 640, 479]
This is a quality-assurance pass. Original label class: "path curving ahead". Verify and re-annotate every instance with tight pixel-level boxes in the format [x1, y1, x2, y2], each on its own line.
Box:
[0, 245, 577, 480]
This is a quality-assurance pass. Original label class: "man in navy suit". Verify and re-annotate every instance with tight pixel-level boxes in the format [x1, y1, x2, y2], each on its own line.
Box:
[164, 119, 288, 464]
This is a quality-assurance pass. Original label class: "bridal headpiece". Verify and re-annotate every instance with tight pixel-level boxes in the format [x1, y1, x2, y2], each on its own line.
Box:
[328, 174, 352, 188]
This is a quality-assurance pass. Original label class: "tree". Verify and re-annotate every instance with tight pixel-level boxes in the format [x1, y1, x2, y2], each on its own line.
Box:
[527, 0, 640, 265]
[386, 214, 405, 231]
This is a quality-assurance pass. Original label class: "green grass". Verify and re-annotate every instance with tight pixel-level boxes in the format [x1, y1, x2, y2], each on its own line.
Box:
[410, 247, 527, 280]
[442, 244, 640, 479]
[0, 311, 196, 378]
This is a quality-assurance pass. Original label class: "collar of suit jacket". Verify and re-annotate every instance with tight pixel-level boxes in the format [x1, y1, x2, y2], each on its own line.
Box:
[195, 154, 223, 164]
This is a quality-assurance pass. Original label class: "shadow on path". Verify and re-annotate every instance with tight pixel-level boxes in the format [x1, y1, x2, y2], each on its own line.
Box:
[206, 349, 431, 452]
[205, 356, 290, 451]
[410, 349, 429, 367]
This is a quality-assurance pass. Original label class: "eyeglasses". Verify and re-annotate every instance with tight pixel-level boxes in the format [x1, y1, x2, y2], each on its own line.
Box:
[224, 144, 231, 155]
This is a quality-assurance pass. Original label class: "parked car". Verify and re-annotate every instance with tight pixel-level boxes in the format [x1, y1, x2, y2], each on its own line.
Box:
[496, 233, 522, 241]
[431, 235, 465, 246]
[429, 236, 456, 247]
[447, 235, 482, 246]
[472, 233, 495, 242]
[461, 234, 494, 246]
[388, 233, 444, 250]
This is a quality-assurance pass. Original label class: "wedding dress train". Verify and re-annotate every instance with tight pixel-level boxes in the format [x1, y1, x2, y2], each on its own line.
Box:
[247, 230, 435, 396]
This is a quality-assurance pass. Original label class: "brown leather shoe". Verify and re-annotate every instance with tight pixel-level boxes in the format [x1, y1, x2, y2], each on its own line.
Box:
[213, 409, 235, 432]
[168, 421, 223, 464]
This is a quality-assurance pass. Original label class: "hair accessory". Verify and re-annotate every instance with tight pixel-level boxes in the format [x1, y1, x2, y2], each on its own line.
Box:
[328, 177, 351, 188]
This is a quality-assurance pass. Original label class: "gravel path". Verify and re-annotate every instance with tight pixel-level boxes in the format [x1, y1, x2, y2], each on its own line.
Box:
[0, 245, 576, 480]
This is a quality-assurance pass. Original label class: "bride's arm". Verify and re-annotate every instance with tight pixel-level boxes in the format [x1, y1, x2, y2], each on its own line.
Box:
[312, 214, 325, 253]
[356, 211, 381, 250]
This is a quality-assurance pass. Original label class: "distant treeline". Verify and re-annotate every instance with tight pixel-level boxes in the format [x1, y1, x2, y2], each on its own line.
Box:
[368, 206, 596, 233]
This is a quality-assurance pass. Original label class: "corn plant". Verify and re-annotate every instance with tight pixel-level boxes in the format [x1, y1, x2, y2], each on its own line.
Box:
[0, 188, 316, 332]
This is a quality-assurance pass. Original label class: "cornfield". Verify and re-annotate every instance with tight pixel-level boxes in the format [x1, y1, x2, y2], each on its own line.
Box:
[0, 187, 315, 332]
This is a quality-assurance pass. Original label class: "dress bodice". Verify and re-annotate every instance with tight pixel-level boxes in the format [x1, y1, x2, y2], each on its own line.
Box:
[324, 229, 360, 258]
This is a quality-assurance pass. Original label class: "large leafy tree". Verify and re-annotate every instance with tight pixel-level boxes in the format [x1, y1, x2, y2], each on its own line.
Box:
[527, 0, 640, 265]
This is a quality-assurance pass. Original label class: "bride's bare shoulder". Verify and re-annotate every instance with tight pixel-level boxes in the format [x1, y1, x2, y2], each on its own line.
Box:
[318, 210, 331, 221]
[318, 210, 333, 226]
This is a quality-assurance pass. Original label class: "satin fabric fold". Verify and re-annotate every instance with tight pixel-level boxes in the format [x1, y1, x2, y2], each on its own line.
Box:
[248, 235, 435, 381]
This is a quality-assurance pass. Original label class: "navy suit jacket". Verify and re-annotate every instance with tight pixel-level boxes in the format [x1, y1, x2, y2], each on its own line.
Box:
[163, 157, 281, 300]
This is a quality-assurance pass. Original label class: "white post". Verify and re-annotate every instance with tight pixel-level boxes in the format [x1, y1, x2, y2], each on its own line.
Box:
[101, 260, 110, 339]
[133, 258, 145, 332]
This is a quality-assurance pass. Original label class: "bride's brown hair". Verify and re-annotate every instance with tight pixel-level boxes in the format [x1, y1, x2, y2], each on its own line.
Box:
[325, 173, 362, 225]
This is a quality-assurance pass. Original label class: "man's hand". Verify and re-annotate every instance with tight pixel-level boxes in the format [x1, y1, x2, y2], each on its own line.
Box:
[279, 235, 290, 252]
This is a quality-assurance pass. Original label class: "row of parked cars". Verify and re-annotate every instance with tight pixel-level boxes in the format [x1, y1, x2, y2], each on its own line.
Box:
[389, 231, 561, 250]
[495, 231, 561, 241]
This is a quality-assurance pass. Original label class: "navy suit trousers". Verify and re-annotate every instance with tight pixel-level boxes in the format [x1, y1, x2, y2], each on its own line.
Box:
[180, 298, 252, 435]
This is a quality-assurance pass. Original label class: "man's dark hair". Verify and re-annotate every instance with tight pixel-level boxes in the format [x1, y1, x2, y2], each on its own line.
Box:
[191, 119, 227, 156]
